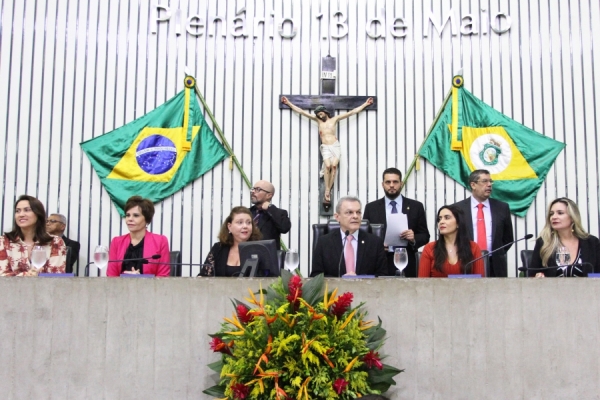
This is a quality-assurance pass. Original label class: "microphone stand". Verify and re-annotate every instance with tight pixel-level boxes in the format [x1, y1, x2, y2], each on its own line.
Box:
[338, 230, 350, 278]
[463, 234, 534, 275]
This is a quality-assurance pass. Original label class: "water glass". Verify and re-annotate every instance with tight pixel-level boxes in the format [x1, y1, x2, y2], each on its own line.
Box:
[284, 249, 300, 271]
[94, 245, 109, 270]
[394, 248, 408, 277]
[555, 246, 571, 266]
[30, 245, 47, 270]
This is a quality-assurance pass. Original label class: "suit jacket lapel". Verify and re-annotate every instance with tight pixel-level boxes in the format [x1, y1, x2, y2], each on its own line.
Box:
[465, 198, 474, 239]
[355, 231, 366, 274]
[332, 229, 346, 275]
[489, 199, 499, 247]
[376, 198, 387, 234]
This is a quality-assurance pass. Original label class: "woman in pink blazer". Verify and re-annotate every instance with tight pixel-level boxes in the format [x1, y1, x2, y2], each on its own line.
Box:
[107, 196, 170, 277]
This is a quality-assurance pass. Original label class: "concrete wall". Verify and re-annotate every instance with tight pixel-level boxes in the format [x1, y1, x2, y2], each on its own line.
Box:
[1, 277, 599, 399]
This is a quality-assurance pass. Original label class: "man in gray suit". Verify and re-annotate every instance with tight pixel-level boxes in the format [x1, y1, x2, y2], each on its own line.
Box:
[452, 169, 514, 277]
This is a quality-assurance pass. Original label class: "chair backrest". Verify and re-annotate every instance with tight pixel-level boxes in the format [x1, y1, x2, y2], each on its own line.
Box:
[169, 251, 182, 277]
[520, 249, 534, 277]
[481, 250, 490, 278]
[312, 219, 375, 254]
[65, 246, 72, 274]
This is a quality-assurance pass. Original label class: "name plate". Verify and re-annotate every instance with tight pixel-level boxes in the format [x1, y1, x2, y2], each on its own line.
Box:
[120, 274, 155, 278]
[342, 274, 376, 279]
[448, 274, 482, 279]
[587, 273, 600, 278]
[39, 273, 75, 278]
[321, 70, 337, 79]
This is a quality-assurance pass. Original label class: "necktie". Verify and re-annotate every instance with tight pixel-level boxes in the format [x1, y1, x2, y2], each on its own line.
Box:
[253, 210, 261, 224]
[390, 200, 398, 214]
[345, 235, 355, 274]
[476, 203, 487, 251]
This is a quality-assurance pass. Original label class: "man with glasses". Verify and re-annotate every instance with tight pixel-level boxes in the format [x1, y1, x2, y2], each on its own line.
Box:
[46, 213, 80, 273]
[250, 180, 291, 250]
[452, 169, 514, 277]
[311, 196, 386, 277]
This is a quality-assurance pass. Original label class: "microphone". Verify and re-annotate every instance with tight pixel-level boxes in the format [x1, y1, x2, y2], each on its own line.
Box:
[463, 234, 534, 275]
[108, 254, 161, 263]
[338, 230, 350, 277]
[519, 262, 594, 277]
[85, 255, 161, 276]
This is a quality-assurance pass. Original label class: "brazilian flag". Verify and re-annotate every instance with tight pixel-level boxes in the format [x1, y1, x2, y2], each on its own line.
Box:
[418, 76, 565, 217]
[81, 76, 229, 215]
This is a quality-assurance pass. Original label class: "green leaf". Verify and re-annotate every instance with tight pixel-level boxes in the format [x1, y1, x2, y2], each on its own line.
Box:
[302, 273, 325, 306]
[207, 359, 224, 373]
[202, 384, 226, 397]
[281, 269, 293, 292]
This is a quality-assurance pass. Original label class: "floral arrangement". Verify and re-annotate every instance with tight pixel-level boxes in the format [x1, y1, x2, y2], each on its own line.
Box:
[203, 271, 403, 399]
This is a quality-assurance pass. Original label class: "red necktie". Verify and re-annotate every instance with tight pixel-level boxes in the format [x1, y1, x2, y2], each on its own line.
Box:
[476, 203, 487, 251]
[345, 235, 355, 274]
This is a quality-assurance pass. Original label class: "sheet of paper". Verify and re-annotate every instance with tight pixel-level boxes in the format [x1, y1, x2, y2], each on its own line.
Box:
[383, 213, 409, 247]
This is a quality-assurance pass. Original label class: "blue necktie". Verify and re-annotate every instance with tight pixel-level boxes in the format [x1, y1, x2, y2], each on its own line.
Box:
[390, 200, 398, 214]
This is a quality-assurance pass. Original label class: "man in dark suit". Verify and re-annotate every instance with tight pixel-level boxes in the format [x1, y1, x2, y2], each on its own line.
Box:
[452, 169, 514, 277]
[363, 168, 430, 277]
[46, 213, 80, 274]
[311, 196, 387, 277]
[249, 180, 291, 250]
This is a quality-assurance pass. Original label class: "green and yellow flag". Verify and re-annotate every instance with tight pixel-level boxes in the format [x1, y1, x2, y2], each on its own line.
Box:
[81, 76, 229, 215]
[418, 76, 565, 217]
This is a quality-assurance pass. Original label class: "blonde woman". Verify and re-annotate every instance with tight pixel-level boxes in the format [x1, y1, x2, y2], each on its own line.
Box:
[529, 198, 600, 277]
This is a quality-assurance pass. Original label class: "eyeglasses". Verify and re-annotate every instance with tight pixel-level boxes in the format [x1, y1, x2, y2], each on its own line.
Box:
[477, 179, 494, 185]
[46, 220, 64, 224]
[250, 187, 271, 194]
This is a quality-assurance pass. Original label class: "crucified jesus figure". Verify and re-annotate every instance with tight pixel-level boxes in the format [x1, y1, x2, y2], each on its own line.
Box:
[281, 96, 373, 205]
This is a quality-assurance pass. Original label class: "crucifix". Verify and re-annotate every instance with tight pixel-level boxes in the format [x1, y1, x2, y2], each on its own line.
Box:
[280, 56, 377, 215]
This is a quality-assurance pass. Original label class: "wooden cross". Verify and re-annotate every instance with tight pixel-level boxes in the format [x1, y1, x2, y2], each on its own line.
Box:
[280, 56, 377, 215]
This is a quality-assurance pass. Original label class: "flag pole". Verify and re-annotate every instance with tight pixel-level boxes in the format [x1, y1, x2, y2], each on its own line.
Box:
[190, 79, 252, 189]
[403, 87, 452, 186]
[188, 76, 288, 251]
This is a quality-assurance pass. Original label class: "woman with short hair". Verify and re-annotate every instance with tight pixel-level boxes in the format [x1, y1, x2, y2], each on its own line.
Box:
[106, 196, 171, 277]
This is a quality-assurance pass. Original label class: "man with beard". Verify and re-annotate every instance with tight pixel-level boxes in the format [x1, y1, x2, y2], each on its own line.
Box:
[249, 180, 291, 250]
[363, 168, 430, 277]
[281, 96, 373, 205]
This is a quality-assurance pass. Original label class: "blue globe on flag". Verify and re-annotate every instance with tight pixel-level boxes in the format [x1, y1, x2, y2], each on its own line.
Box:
[136, 135, 177, 175]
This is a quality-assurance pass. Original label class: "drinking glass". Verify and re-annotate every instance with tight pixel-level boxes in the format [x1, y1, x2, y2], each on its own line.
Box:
[30, 245, 47, 270]
[94, 245, 109, 270]
[284, 249, 300, 271]
[555, 246, 571, 267]
[394, 248, 408, 277]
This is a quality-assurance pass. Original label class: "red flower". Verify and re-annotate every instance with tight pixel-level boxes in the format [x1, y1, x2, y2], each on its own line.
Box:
[331, 292, 353, 317]
[210, 337, 232, 355]
[286, 275, 303, 309]
[333, 378, 348, 394]
[236, 304, 254, 324]
[231, 382, 249, 399]
[363, 350, 383, 370]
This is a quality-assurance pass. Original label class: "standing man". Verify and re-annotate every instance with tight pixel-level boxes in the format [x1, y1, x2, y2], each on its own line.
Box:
[311, 196, 387, 277]
[250, 180, 291, 250]
[281, 96, 373, 205]
[46, 213, 80, 274]
[452, 169, 514, 277]
[363, 168, 430, 277]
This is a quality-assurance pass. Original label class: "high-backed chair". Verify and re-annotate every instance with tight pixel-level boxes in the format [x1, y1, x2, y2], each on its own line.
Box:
[520, 249, 533, 277]
[65, 246, 72, 274]
[169, 251, 182, 277]
[311, 219, 383, 254]
[481, 250, 490, 278]
[310, 219, 384, 275]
